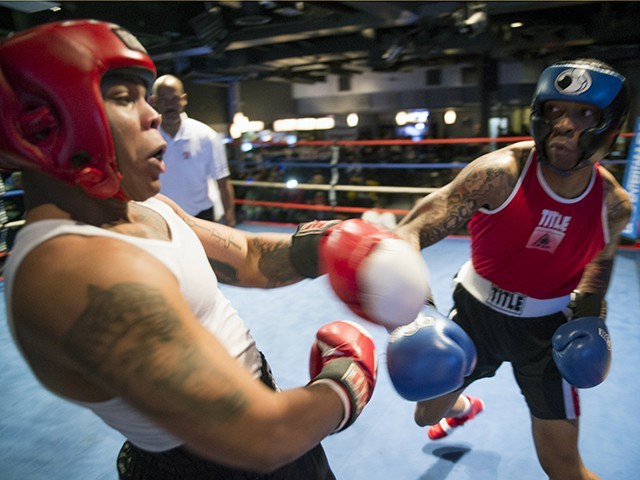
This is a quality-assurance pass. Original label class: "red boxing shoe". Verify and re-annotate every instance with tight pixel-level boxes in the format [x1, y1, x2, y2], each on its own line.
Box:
[428, 396, 485, 440]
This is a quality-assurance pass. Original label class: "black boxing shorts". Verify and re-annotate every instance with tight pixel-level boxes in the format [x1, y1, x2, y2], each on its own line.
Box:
[451, 283, 580, 420]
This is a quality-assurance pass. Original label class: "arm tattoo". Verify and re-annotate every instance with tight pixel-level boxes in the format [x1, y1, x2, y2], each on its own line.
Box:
[208, 259, 240, 284]
[208, 238, 295, 287]
[415, 192, 479, 247]
[413, 163, 513, 248]
[252, 237, 299, 287]
[181, 215, 242, 251]
[64, 283, 247, 425]
[464, 164, 512, 199]
[606, 188, 632, 232]
[181, 214, 245, 283]
[180, 212, 297, 286]
[576, 181, 629, 295]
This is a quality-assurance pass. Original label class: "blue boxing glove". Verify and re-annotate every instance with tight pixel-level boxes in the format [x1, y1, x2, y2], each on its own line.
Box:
[386, 305, 477, 402]
[552, 316, 612, 389]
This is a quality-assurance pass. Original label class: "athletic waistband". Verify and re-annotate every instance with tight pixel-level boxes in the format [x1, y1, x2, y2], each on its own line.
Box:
[454, 261, 570, 317]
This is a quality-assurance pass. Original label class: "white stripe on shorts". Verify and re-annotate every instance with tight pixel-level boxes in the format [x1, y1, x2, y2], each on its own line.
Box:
[562, 379, 579, 420]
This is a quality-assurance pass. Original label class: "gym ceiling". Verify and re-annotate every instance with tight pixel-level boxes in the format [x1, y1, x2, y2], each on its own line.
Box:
[1, 1, 639, 85]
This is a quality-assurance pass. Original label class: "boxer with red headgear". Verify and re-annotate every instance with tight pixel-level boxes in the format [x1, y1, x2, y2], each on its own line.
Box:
[0, 20, 156, 199]
[394, 58, 631, 480]
[1, 20, 380, 479]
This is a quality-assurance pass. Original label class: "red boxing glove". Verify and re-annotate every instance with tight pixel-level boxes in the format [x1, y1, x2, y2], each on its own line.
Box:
[309, 320, 377, 432]
[322, 219, 431, 329]
[290, 219, 431, 329]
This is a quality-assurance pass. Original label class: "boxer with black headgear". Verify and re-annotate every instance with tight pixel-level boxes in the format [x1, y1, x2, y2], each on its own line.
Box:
[0, 20, 431, 479]
[393, 58, 631, 480]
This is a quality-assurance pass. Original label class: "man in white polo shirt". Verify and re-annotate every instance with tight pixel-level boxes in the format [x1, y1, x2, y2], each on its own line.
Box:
[151, 74, 236, 226]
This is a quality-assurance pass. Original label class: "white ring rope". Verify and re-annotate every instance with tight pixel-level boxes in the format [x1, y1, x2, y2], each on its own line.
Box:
[230, 180, 436, 195]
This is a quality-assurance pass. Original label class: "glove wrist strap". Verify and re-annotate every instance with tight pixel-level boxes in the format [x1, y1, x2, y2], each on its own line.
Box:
[570, 290, 607, 319]
[290, 220, 340, 278]
[308, 378, 351, 432]
[310, 357, 369, 432]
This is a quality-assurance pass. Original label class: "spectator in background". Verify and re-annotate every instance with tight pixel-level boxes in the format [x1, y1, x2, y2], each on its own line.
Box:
[151, 75, 236, 226]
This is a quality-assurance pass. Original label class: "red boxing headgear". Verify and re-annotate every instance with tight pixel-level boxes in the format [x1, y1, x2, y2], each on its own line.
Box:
[0, 20, 156, 199]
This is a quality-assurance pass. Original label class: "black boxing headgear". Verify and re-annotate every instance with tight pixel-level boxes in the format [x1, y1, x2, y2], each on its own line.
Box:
[0, 20, 156, 199]
[530, 59, 629, 172]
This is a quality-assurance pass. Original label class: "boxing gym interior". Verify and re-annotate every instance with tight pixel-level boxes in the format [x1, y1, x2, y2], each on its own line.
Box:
[1, 1, 639, 479]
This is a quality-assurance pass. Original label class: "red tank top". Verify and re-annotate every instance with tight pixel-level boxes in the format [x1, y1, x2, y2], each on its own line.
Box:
[467, 151, 607, 299]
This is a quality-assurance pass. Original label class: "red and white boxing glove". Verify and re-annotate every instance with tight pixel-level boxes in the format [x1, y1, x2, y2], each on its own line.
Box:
[291, 219, 431, 329]
[309, 320, 377, 432]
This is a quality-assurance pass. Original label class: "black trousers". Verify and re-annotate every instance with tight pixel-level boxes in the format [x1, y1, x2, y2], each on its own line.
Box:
[117, 354, 336, 480]
[195, 207, 214, 221]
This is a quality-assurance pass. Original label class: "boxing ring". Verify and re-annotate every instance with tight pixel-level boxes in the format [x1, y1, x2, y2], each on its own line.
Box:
[1, 135, 639, 479]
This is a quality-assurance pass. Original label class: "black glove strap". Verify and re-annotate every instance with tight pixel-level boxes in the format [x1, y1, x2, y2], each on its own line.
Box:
[570, 290, 607, 319]
[290, 220, 340, 278]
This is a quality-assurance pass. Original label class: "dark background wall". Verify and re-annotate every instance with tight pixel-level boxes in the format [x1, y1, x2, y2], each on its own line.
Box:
[183, 81, 228, 126]
[184, 80, 296, 129]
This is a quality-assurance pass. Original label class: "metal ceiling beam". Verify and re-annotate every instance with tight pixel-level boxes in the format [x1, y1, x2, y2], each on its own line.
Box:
[223, 6, 423, 51]
[0, 1, 59, 13]
[342, 1, 420, 24]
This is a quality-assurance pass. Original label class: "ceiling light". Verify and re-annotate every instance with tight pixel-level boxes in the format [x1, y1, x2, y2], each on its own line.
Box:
[273, 117, 335, 132]
[346, 113, 359, 128]
[395, 111, 408, 126]
[465, 11, 486, 28]
[233, 112, 249, 126]
[444, 109, 457, 125]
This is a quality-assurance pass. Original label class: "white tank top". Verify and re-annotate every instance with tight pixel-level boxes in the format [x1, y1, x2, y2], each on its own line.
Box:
[3, 196, 263, 451]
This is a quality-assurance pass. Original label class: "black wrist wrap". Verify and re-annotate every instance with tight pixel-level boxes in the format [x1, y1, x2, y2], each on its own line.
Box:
[570, 290, 607, 319]
[290, 220, 340, 278]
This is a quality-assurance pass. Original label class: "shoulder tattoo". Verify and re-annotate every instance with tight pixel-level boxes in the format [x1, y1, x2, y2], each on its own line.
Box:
[64, 283, 247, 424]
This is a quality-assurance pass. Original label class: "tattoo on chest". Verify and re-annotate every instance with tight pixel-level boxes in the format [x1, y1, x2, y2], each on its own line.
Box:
[64, 283, 247, 424]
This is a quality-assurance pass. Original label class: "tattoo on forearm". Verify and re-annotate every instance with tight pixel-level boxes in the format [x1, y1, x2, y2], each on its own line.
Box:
[64, 283, 247, 424]
[209, 259, 240, 284]
[251, 237, 298, 287]
[182, 215, 242, 251]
